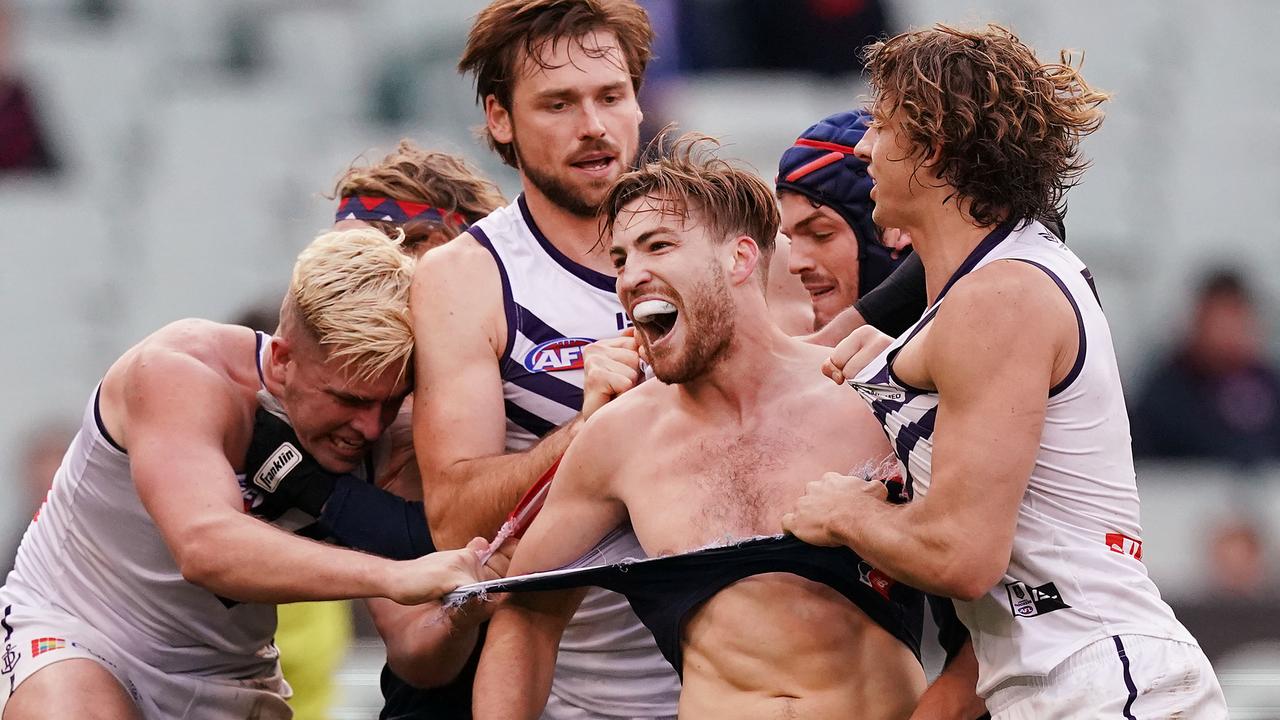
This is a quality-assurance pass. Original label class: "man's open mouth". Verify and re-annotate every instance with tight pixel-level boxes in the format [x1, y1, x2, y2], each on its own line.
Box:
[571, 153, 615, 172]
[632, 299, 679, 343]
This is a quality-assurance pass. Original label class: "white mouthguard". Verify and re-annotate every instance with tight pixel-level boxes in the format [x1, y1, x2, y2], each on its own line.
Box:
[632, 300, 677, 323]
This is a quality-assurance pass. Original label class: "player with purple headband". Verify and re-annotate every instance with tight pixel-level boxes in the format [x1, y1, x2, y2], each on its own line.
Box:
[242, 140, 511, 719]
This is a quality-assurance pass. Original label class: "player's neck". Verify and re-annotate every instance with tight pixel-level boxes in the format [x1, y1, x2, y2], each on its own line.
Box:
[678, 304, 798, 423]
[520, 184, 617, 277]
[904, 205, 1003, 305]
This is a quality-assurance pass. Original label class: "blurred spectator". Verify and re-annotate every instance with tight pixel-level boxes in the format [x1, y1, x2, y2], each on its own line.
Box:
[0, 0, 59, 174]
[1130, 269, 1280, 465]
[2, 420, 75, 581]
[1173, 515, 1279, 666]
[1204, 516, 1272, 600]
[672, 0, 889, 76]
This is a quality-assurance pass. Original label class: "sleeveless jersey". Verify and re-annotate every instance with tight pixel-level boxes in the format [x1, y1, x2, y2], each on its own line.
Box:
[851, 220, 1196, 695]
[468, 196, 680, 716]
[2, 379, 278, 678]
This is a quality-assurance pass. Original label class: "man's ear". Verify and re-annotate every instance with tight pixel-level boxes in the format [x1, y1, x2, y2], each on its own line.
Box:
[728, 235, 762, 287]
[485, 94, 513, 145]
[263, 336, 290, 396]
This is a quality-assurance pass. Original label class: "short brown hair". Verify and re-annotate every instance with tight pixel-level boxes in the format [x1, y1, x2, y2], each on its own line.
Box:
[332, 141, 506, 252]
[459, 0, 654, 168]
[601, 133, 779, 285]
[863, 23, 1110, 227]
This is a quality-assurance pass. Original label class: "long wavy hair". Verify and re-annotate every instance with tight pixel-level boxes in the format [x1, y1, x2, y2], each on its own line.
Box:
[863, 24, 1110, 226]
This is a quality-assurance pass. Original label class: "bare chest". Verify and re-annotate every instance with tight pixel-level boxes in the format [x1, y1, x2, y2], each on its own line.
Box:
[619, 414, 876, 555]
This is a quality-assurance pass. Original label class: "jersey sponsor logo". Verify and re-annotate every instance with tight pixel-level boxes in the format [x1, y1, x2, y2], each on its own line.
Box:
[848, 381, 907, 403]
[1006, 580, 1071, 618]
[253, 442, 301, 493]
[857, 561, 895, 600]
[30, 637, 65, 657]
[1105, 532, 1143, 561]
[523, 337, 594, 373]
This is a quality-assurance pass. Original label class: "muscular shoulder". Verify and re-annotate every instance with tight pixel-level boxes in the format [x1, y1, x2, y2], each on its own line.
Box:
[412, 235, 504, 352]
[928, 261, 1074, 383]
[414, 234, 499, 299]
[575, 379, 672, 454]
[943, 260, 1071, 327]
[105, 320, 254, 449]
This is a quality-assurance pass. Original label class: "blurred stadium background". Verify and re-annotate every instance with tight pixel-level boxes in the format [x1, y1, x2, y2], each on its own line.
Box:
[2, 0, 1278, 717]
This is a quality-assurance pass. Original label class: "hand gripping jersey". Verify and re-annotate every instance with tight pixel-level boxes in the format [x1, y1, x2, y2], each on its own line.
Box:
[467, 196, 680, 717]
[851, 220, 1197, 696]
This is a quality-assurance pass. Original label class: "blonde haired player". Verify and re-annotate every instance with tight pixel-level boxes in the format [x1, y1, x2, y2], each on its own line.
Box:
[0, 227, 496, 720]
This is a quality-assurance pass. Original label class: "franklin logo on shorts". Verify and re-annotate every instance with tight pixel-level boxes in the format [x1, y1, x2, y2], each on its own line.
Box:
[253, 442, 301, 493]
[523, 337, 594, 373]
[1006, 580, 1070, 618]
[31, 637, 66, 657]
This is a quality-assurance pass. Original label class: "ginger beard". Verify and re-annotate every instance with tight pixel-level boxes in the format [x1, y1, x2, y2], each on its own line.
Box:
[634, 260, 737, 385]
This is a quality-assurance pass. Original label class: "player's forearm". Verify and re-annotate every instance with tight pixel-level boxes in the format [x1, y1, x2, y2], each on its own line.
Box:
[423, 418, 580, 549]
[370, 598, 482, 688]
[804, 305, 867, 347]
[473, 603, 561, 720]
[176, 513, 400, 603]
[832, 501, 998, 600]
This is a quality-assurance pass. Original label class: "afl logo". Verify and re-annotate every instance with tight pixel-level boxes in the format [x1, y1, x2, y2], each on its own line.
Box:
[524, 337, 594, 373]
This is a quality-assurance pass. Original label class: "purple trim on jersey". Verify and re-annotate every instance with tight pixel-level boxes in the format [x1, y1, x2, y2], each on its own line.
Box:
[891, 406, 937, 501]
[1081, 267, 1102, 307]
[878, 220, 1018, 396]
[516, 302, 579, 347]
[468, 226, 518, 365]
[506, 368, 584, 415]
[883, 304, 942, 395]
[1010, 260, 1087, 398]
[255, 331, 268, 388]
[93, 384, 127, 454]
[517, 195, 617, 294]
[934, 219, 1019, 304]
[505, 399, 558, 438]
[1113, 636, 1139, 720]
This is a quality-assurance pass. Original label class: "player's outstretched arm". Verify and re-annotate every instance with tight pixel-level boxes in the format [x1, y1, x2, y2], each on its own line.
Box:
[120, 345, 485, 604]
[412, 240, 585, 550]
[788, 262, 1074, 599]
[365, 537, 509, 688]
[472, 414, 629, 719]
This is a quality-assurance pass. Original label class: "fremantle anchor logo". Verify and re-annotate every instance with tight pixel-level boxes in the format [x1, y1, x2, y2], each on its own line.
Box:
[3, 606, 22, 679]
